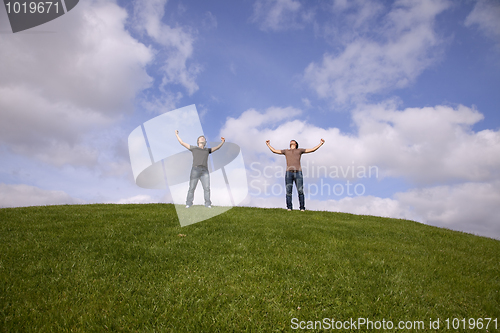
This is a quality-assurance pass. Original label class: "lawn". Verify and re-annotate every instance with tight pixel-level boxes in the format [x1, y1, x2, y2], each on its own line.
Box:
[1, 204, 499, 332]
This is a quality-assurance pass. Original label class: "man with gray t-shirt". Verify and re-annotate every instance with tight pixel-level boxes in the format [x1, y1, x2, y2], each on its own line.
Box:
[175, 130, 225, 208]
[266, 138, 325, 211]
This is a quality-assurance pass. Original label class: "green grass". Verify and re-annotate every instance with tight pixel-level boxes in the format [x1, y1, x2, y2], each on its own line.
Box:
[1, 204, 499, 332]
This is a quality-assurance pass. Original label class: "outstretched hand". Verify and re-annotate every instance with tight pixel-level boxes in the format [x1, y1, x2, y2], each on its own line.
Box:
[266, 140, 270, 145]
[221, 137, 225, 142]
[175, 130, 179, 135]
[320, 138, 325, 144]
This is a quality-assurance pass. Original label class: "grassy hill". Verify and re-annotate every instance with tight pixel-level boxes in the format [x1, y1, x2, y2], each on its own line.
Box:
[1, 204, 499, 332]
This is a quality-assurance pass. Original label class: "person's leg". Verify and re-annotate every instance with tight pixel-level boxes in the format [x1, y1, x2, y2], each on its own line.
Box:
[199, 167, 211, 207]
[186, 167, 201, 206]
[285, 171, 293, 210]
[296, 171, 305, 211]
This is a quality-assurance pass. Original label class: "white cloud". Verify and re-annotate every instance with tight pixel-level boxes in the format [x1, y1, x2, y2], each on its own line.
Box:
[132, 0, 200, 97]
[0, 86, 104, 166]
[221, 103, 500, 239]
[395, 182, 500, 239]
[251, 0, 312, 31]
[304, 0, 450, 104]
[465, 0, 500, 48]
[301, 98, 312, 108]
[324, 0, 385, 42]
[353, 102, 500, 184]
[221, 106, 305, 167]
[308, 196, 414, 220]
[0, 0, 153, 166]
[0, 0, 153, 113]
[237, 103, 500, 184]
[244, 193, 410, 219]
[116, 194, 154, 204]
[140, 91, 183, 115]
[221, 106, 302, 149]
[202, 11, 218, 30]
[0, 183, 85, 208]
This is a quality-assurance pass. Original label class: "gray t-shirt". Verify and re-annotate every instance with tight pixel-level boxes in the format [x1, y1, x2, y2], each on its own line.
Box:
[189, 145, 212, 168]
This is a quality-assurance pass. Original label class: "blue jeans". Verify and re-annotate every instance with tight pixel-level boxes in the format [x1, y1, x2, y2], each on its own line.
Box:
[285, 171, 305, 210]
[186, 166, 211, 206]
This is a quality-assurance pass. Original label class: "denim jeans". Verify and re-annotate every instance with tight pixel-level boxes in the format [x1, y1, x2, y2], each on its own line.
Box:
[285, 171, 305, 210]
[186, 166, 211, 206]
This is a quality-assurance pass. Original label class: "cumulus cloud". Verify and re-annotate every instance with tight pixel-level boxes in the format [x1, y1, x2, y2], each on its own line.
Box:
[221, 106, 303, 153]
[1, 0, 202, 168]
[0, 0, 153, 166]
[251, 0, 312, 31]
[0, 183, 85, 208]
[396, 182, 500, 239]
[353, 102, 500, 184]
[465, 0, 500, 48]
[224, 103, 500, 184]
[304, 0, 450, 104]
[0, 86, 104, 166]
[221, 103, 500, 239]
[0, 1, 152, 113]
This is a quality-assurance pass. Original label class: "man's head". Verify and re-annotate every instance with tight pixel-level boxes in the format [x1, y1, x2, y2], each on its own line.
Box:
[290, 140, 298, 149]
[197, 135, 207, 148]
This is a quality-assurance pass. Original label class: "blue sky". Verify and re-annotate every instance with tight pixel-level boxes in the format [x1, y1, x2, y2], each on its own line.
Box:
[1, 0, 499, 239]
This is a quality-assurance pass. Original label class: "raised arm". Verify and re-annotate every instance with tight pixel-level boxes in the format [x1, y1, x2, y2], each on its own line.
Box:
[211, 137, 225, 153]
[175, 130, 190, 149]
[266, 140, 284, 155]
[304, 139, 325, 153]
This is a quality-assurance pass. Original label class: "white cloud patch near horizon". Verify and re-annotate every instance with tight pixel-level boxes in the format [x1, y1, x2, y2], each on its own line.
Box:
[304, 0, 450, 104]
[0, 183, 85, 208]
[220, 104, 500, 239]
[243, 186, 500, 240]
[116, 194, 154, 204]
[395, 181, 500, 239]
